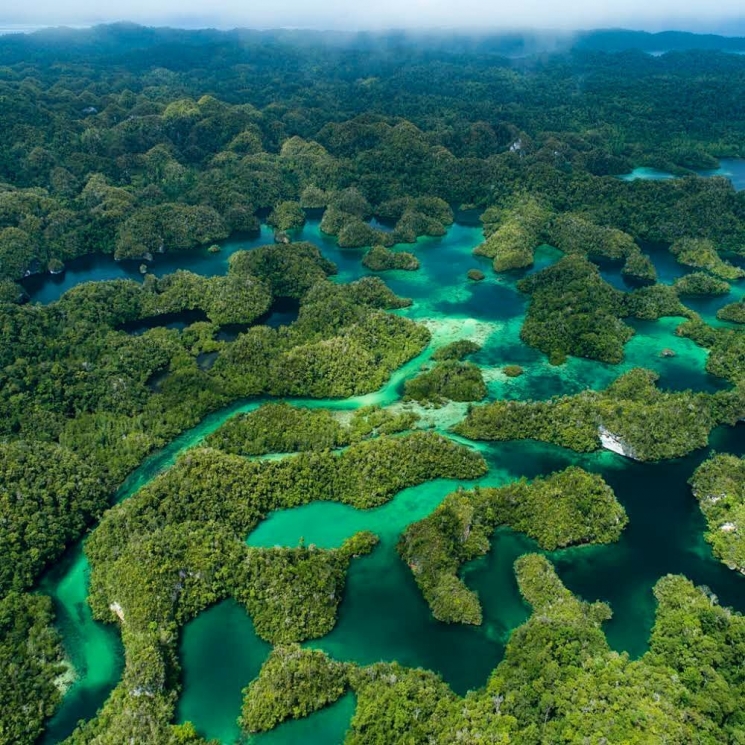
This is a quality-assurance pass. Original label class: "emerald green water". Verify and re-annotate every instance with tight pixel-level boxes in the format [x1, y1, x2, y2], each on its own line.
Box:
[38, 217, 745, 744]
[177, 601, 271, 742]
[177, 600, 356, 745]
[39, 547, 124, 745]
[251, 693, 357, 744]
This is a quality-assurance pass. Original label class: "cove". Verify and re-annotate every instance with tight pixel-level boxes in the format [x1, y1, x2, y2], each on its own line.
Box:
[39, 217, 745, 744]
[179, 427, 745, 741]
[176, 601, 271, 744]
[176, 601, 357, 745]
[39, 546, 124, 745]
[696, 158, 745, 191]
[250, 693, 357, 745]
[21, 225, 278, 305]
[619, 158, 745, 190]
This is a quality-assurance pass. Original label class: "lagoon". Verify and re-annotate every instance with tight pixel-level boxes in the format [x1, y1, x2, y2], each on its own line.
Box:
[619, 158, 745, 190]
[38, 217, 745, 744]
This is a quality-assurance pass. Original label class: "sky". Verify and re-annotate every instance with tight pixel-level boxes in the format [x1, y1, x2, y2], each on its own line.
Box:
[1, 0, 744, 34]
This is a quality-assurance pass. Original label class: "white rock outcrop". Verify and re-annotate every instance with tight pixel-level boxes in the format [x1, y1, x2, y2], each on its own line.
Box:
[598, 426, 638, 460]
[109, 602, 125, 622]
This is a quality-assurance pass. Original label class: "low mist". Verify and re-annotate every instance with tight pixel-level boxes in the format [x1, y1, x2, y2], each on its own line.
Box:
[2, 0, 744, 35]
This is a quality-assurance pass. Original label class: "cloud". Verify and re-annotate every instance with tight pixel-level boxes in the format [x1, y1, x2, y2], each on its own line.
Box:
[2, 0, 744, 33]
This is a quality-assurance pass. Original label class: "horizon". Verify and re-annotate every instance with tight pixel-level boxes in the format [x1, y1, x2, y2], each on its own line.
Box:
[2, 19, 745, 38]
[1, 3, 745, 37]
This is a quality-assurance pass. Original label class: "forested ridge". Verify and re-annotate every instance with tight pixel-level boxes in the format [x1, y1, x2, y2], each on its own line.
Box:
[2, 26, 745, 292]
[2, 23, 745, 745]
[398, 467, 627, 624]
[456, 367, 745, 460]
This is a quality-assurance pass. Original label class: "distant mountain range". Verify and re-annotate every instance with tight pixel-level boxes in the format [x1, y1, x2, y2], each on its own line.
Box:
[574, 28, 745, 52]
[1, 23, 745, 63]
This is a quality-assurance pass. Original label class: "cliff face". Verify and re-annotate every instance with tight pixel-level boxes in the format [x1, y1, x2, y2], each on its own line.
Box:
[598, 426, 639, 460]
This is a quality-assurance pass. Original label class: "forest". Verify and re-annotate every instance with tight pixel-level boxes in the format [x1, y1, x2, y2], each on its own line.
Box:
[236, 555, 745, 744]
[690, 454, 745, 573]
[455, 368, 745, 461]
[2, 22, 745, 745]
[398, 467, 627, 624]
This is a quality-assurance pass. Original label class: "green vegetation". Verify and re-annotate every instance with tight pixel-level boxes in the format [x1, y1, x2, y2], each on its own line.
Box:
[503, 365, 524, 377]
[0, 442, 109, 595]
[2, 29, 745, 292]
[218, 279, 428, 400]
[644, 573, 745, 742]
[5, 26, 745, 745]
[517, 255, 634, 364]
[267, 201, 306, 232]
[0, 247, 426, 487]
[517, 255, 696, 363]
[240, 646, 349, 733]
[431, 339, 481, 362]
[476, 197, 552, 271]
[456, 368, 745, 461]
[339, 220, 394, 249]
[670, 238, 745, 280]
[346, 660, 514, 744]
[467, 268, 485, 281]
[623, 282, 691, 319]
[404, 361, 487, 404]
[362, 245, 419, 271]
[227, 242, 336, 298]
[87, 434, 485, 557]
[67, 521, 373, 745]
[717, 301, 745, 323]
[141, 268, 273, 326]
[0, 593, 64, 745]
[690, 454, 745, 573]
[205, 403, 348, 455]
[376, 196, 454, 243]
[621, 248, 657, 283]
[483, 556, 704, 744]
[677, 318, 745, 383]
[335, 554, 745, 744]
[674, 271, 731, 296]
[546, 212, 656, 283]
[343, 405, 421, 440]
[0, 235, 432, 741]
[114, 203, 230, 260]
[72, 429, 482, 742]
[236, 535, 380, 643]
[399, 467, 626, 623]
[204, 402, 419, 456]
[321, 198, 394, 249]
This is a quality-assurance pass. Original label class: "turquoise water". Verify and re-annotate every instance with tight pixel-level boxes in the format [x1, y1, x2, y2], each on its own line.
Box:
[697, 158, 745, 191]
[619, 167, 678, 181]
[39, 547, 124, 745]
[37, 217, 745, 744]
[177, 601, 271, 743]
[177, 598, 357, 745]
[250, 693, 356, 744]
[619, 159, 745, 190]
